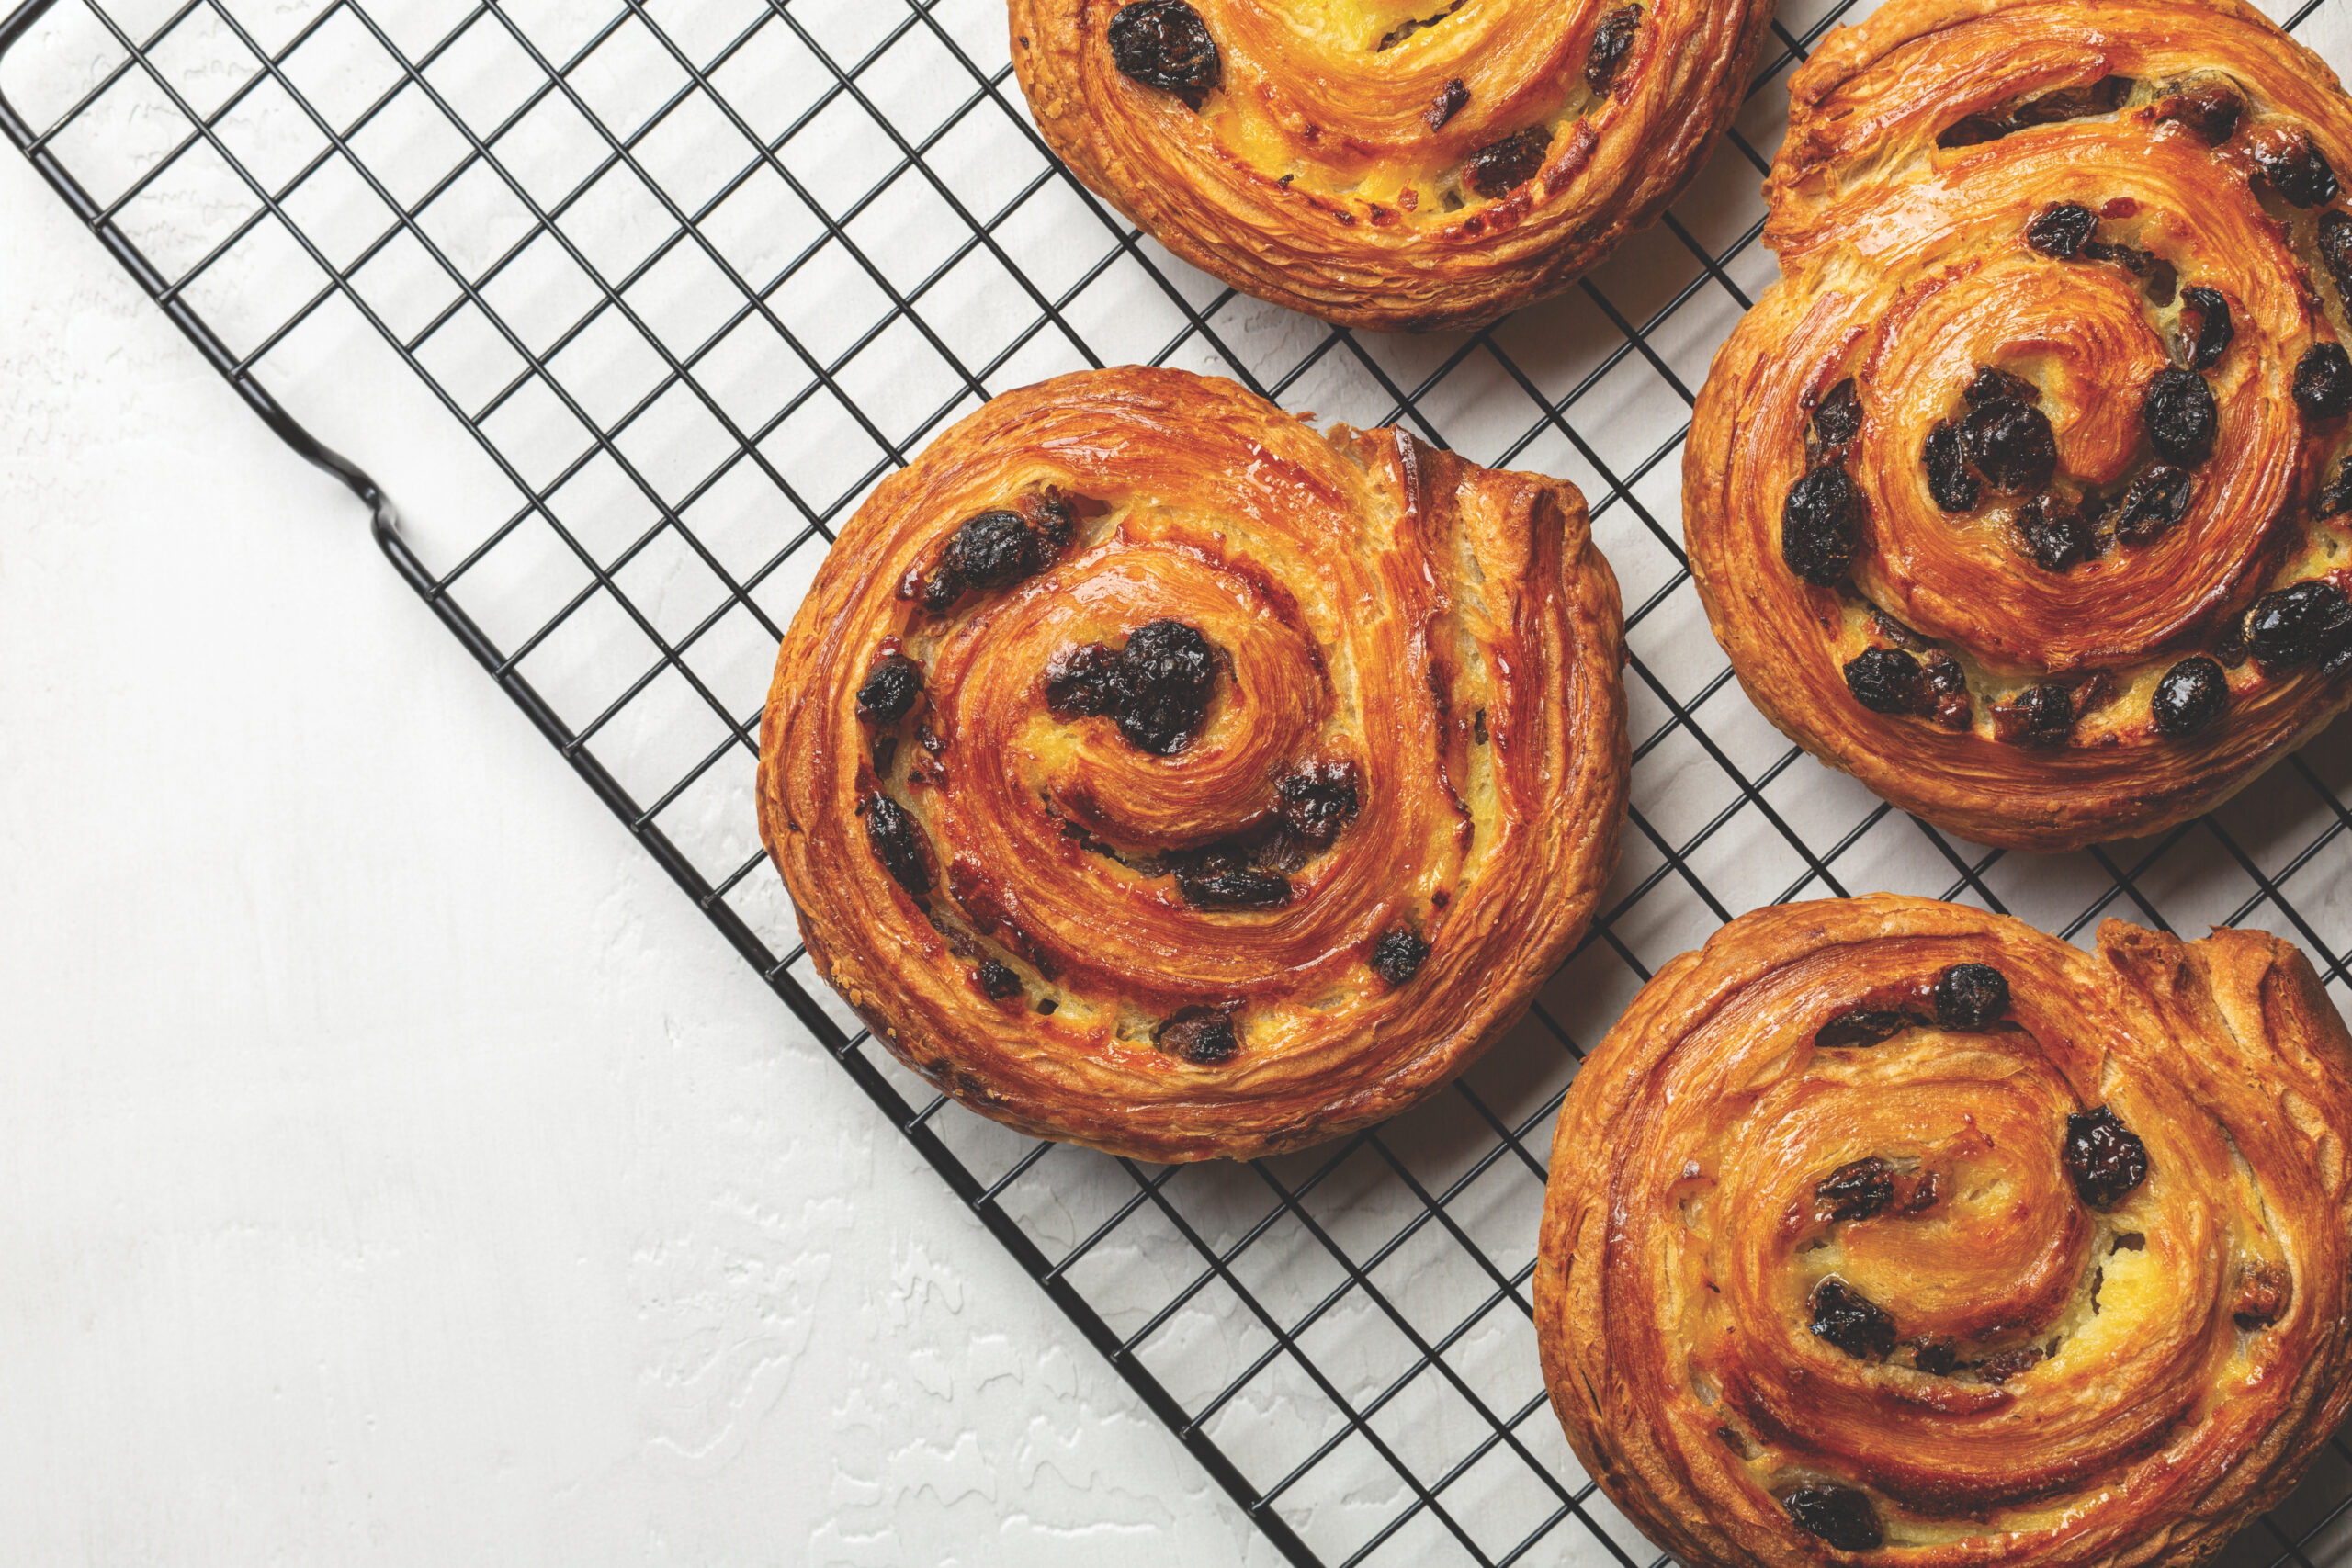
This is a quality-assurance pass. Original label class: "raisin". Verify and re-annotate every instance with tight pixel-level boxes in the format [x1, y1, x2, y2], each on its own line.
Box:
[2295, 344, 2352, 419]
[2233, 1260, 2292, 1330]
[2064, 1105, 2151, 1209]
[1935, 962, 2009, 1028]
[2322, 455, 2352, 517]
[1043, 641, 1124, 717]
[1913, 1341, 1958, 1376]
[2254, 130, 2339, 208]
[1900, 1170, 1943, 1213]
[2322, 212, 2352, 312]
[1177, 865, 1292, 909]
[926, 507, 1067, 611]
[1585, 4, 1641, 96]
[1923, 422, 1979, 513]
[1817, 1156, 1895, 1222]
[2154, 83, 2242, 144]
[2113, 464, 2191, 546]
[1811, 1277, 1897, 1359]
[1463, 126, 1551, 198]
[2081, 241, 2177, 305]
[855, 652, 924, 725]
[2026, 202, 2098, 258]
[1114, 619, 1217, 753]
[864, 794, 932, 897]
[1812, 377, 1863, 449]
[977, 960, 1023, 999]
[1425, 76, 1468, 131]
[1844, 647, 1928, 716]
[1963, 398, 2058, 491]
[2143, 368, 2216, 464]
[2152, 656, 2227, 738]
[1966, 367, 2038, 405]
[1157, 1005, 1238, 1064]
[2177, 287, 2233, 371]
[1784, 1486, 1883, 1553]
[2017, 495, 2089, 570]
[1278, 758, 1363, 848]
[1994, 682, 2075, 746]
[1371, 928, 1430, 986]
[1781, 466, 1864, 584]
[1815, 1009, 1922, 1048]
[2245, 579, 2352, 671]
[1976, 1344, 2045, 1382]
[1107, 0, 1220, 97]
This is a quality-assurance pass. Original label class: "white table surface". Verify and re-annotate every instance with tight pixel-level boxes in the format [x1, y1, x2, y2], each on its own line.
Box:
[0, 138, 1280, 1566]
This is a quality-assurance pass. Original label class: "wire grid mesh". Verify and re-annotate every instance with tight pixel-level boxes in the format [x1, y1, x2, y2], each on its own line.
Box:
[9, 0, 2352, 1559]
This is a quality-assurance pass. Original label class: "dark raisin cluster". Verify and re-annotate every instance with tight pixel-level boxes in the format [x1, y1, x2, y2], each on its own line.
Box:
[1044, 618, 1219, 754]
[1157, 1005, 1238, 1065]
[1781, 464, 1864, 585]
[2294, 343, 2352, 420]
[1934, 962, 2009, 1028]
[976, 960, 1023, 1000]
[1782, 1487, 1883, 1553]
[1815, 1156, 1894, 1222]
[2153, 82, 2242, 144]
[1172, 843, 1292, 910]
[1810, 378, 1863, 454]
[1810, 1277, 1896, 1359]
[2252, 129, 2340, 208]
[1107, 0, 1221, 100]
[1991, 682, 2075, 747]
[1939, 74, 2129, 149]
[2150, 656, 2228, 738]
[855, 652, 923, 725]
[863, 793, 932, 897]
[1424, 76, 1468, 131]
[924, 500, 1073, 613]
[2177, 287, 2233, 370]
[1815, 1008, 1923, 1048]
[2063, 1105, 2151, 1210]
[2112, 464, 2192, 547]
[2245, 578, 2352, 676]
[1370, 928, 1430, 987]
[2143, 367, 2217, 464]
[1463, 126, 1552, 199]
[1583, 4, 1642, 96]
[1278, 759, 1363, 849]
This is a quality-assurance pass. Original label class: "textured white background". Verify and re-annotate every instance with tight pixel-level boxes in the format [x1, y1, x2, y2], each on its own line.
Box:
[0, 141, 1279, 1564]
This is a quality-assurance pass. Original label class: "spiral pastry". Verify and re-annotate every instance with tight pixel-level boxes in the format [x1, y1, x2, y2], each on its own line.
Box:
[756, 367, 1626, 1162]
[1536, 895, 2352, 1568]
[1685, 0, 2352, 850]
[1006, 0, 1777, 330]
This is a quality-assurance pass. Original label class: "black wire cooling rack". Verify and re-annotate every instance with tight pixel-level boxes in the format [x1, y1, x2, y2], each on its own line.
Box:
[9, 0, 2352, 1560]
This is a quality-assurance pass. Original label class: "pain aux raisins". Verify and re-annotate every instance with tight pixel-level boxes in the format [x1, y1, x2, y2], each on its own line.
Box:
[1463, 126, 1551, 198]
[1107, 0, 1220, 100]
[2142, 367, 2217, 465]
[855, 652, 923, 725]
[1584, 4, 1641, 96]
[1816, 1156, 1894, 1222]
[2252, 130, 2340, 208]
[923, 502, 1072, 612]
[1370, 928, 1430, 987]
[2113, 464, 2192, 546]
[2295, 343, 2352, 419]
[1934, 962, 2009, 1028]
[1811, 378, 1863, 451]
[864, 794, 932, 897]
[1781, 465, 1864, 584]
[2177, 287, 2233, 371]
[1844, 647, 1929, 716]
[2064, 1105, 2150, 1209]
[1810, 1277, 1897, 1359]
[1157, 1005, 1238, 1064]
[2151, 655, 2228, 737]
[1044, 619, 1219, 755]
[2245, 579, 2352, 673]
[1783, 1486, 1883, 1553]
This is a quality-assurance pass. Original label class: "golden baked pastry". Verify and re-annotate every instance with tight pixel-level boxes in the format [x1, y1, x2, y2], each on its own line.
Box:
[1685, 0, 2352, 851]
[1537, 894, 2352, 1568]
[1007, 0, 1778, 330]
[757, 367, 1626, 1162]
